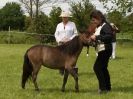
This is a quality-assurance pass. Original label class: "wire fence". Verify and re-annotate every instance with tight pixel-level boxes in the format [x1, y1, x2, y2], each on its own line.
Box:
[0, 31, 56, 44]
[0, 31, 133, 44]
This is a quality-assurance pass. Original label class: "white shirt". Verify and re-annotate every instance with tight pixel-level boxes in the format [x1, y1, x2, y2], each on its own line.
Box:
[94, 23, 106, 52]
[54, 21, 78, 43]
[94, 23, 106, 36]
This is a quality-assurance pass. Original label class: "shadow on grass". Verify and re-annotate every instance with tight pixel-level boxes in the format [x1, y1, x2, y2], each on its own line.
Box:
[38, 86, 133, 95]
[23, 85, 133, 94]
[110, 56, 125, 60]
[39, 87, 96, 94]
[78, 72, 94, 77]
[113, 85, 133, 93]
[115, 56, 125, 60]
[40, 87, 60, 92]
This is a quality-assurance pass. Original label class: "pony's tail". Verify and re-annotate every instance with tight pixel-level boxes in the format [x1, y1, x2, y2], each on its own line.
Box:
[22, 51, 33, 89]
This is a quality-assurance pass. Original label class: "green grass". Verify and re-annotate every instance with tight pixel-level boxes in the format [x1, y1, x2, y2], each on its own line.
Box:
[0, 44, 133, 99]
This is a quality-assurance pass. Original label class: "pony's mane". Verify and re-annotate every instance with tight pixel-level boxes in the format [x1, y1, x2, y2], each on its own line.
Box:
[57, 36, 81, 55]
[28, 36, 82, 56]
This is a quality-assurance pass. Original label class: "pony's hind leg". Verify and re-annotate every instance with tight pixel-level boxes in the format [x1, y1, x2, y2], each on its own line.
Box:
[67, 67, 79, 92]
[32, 65, 41, 91]
[61, 69, 69, 92]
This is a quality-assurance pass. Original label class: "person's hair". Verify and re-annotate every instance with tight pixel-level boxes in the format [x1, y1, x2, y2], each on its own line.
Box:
[90, 10, 106, 23]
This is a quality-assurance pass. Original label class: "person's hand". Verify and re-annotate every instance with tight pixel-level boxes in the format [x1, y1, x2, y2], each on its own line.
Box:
[62, 37, 70, 42]
[90, 35, 96, 41]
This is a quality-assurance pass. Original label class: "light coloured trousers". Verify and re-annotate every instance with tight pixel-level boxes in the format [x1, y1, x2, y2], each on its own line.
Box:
[112, 42, 116, 59]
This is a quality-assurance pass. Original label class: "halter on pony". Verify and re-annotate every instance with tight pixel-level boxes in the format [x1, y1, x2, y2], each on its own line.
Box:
[85, 23, 98, 56]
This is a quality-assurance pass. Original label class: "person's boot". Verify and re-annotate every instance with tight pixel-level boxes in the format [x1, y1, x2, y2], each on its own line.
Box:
[106, 86, 111, 91]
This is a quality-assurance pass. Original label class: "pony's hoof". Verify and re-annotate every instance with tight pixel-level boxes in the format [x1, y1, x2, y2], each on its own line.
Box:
[22, 84, 25, 89]
[35, 88, 40, 91]
[61, 88, 65, 92]
[75, 89, 79, 93]
[22, 87, 25, 89]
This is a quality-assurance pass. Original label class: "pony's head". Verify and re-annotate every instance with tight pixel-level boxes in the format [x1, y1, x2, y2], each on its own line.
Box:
[81, 22, 98, 45]
[79, 22, 97, 46]
[87, 22, 97, 35]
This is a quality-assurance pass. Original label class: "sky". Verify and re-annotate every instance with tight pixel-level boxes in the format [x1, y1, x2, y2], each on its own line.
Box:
[0, 0, 106, 15]
[0, 0, 18, 8]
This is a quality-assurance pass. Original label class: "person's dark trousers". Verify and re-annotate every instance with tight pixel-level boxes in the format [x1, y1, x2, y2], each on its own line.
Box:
[93, 49, 112, 91]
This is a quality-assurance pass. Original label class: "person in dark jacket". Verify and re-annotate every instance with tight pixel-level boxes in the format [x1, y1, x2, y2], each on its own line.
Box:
[90, 10, 113, 94]
[110, 23, 120, 59]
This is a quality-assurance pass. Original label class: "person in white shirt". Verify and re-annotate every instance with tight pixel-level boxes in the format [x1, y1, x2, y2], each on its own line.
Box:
[55, 11, 78, 44]
[54, 11, 78, 75]
[110, 23, 120, 59]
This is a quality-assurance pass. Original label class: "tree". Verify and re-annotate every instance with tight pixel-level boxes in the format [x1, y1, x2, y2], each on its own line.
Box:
[49, 7, 62, 34]
[36, 12, 52, 34]
[0, 2, 25, 30]
[99, 0, 133, 32]
[33, 0, 70, 19]
[126, 13, 133, 31]
[120, 13, 133, 32]
[19, 0, 33, 19]
[70, 0, 95, 32]
[99, 0, 133, 15]
[0, 9, 3, 30]
[20, 0, 69, 33]
[26, 12, 52, 34]
[107, 10, 123, 29]
[19, 0, 69, 18]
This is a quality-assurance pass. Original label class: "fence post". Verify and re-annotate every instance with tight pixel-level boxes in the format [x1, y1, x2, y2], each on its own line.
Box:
[8, 26, 11, 44]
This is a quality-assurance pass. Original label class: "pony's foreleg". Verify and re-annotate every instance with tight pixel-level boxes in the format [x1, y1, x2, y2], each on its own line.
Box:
[32, 65, 41, 91]
[61, 69, 69, 92]
[67, 67, 79, 92]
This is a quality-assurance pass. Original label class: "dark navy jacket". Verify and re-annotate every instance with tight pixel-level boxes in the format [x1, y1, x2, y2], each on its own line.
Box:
[96, 22, 113, 50]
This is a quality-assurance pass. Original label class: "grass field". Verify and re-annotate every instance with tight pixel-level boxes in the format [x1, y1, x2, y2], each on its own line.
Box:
[0, 44, 133, 99]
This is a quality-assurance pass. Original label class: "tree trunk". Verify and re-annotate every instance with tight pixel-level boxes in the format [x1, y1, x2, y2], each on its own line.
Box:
[36, 0, 39, 18]
[30, 0, 33, 19]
